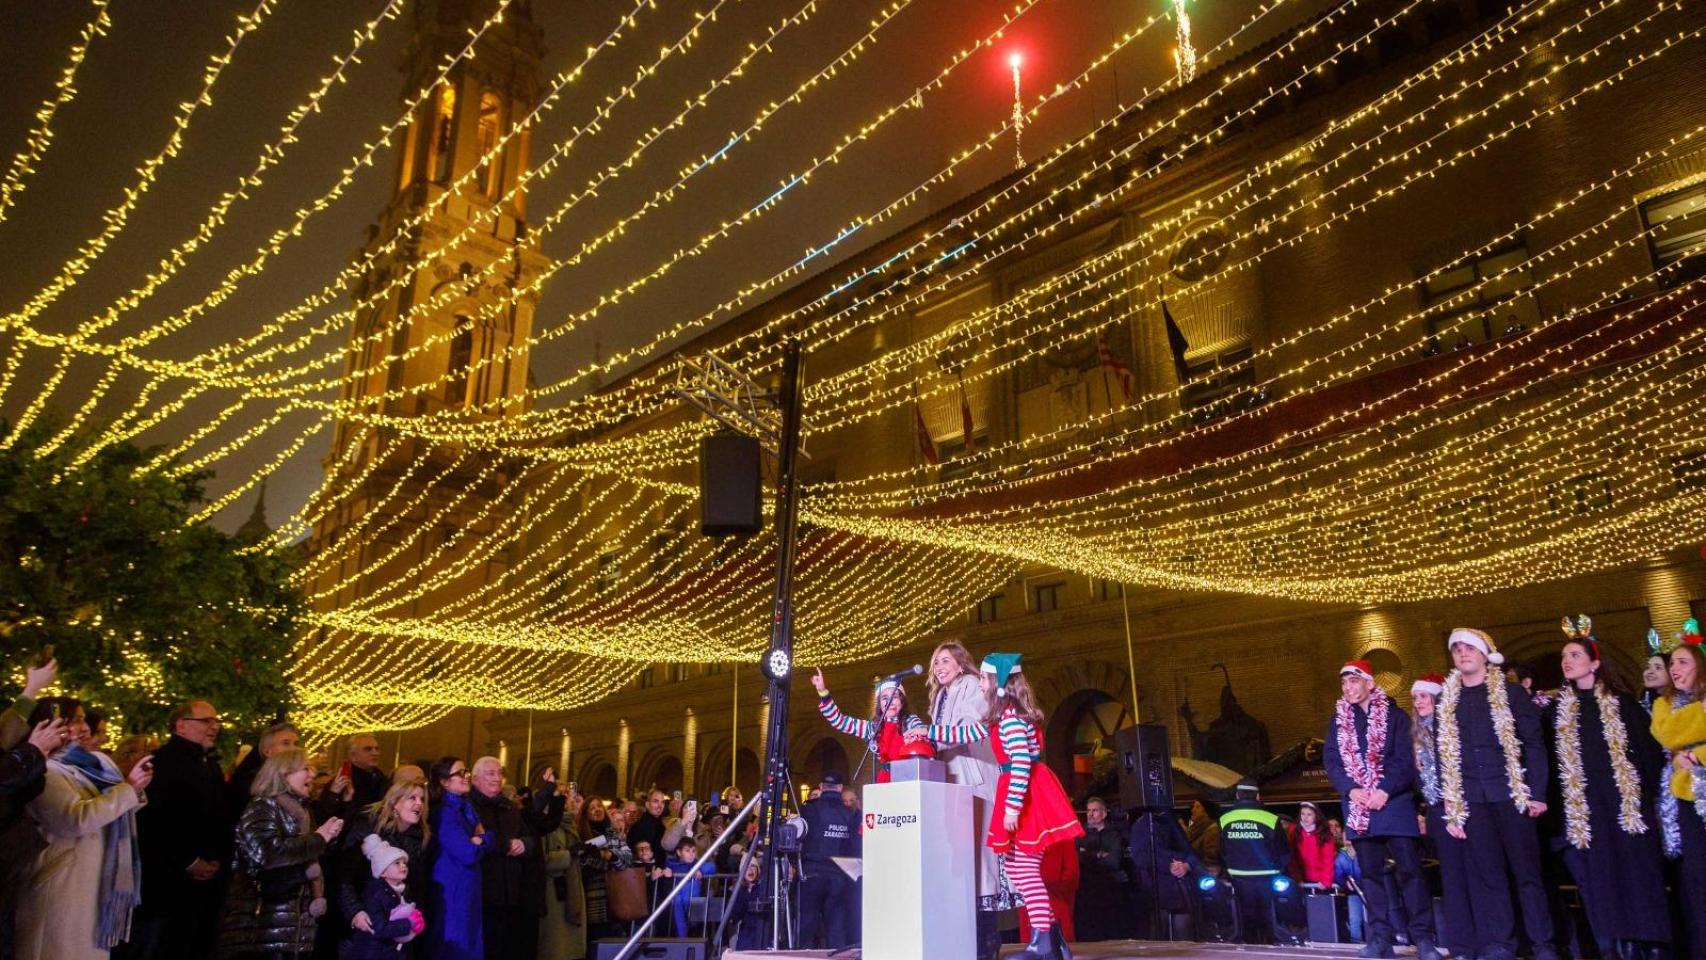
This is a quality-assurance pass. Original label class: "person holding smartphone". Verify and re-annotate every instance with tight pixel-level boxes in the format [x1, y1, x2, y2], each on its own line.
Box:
[2, 652, 64, 957]
[15, 696, 153, 959]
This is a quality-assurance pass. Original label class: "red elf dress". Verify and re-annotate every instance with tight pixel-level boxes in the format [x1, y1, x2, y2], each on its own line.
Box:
[928, 706, 1084, 854]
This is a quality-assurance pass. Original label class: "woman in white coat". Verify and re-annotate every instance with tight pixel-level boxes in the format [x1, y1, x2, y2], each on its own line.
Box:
[927, 641, 1012, 960]
[16, 697, 152, 960]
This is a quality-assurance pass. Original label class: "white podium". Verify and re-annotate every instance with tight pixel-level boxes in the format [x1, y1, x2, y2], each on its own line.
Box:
[861, 777, 977, 960]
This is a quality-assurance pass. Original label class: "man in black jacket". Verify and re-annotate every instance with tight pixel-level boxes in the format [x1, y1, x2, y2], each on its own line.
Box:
[1075, 797, 1129, 941]
[798, 772, 859, 950]
[1127, 804, 1203, 940]
[131, 700, 229, 960]
[1, 657, 63, 960]
[470, 757, 564, 960]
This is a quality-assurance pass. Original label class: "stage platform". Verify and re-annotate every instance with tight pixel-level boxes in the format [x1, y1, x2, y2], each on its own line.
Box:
[727, 940, 1373, 959]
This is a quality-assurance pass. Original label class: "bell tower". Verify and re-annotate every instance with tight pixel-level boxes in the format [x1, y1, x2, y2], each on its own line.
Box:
[308, 0, 547, 647]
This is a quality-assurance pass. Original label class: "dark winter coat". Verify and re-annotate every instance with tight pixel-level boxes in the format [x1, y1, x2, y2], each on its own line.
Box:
[138, 734, 230, 918]
[0, 700, 47, 888]
[1455, 680, 1548, 803]
[1323, 696, 1421, 839]
[341, 877, 419, 960]
[468, 788, 551, 914]
[219, 793, 331, 958]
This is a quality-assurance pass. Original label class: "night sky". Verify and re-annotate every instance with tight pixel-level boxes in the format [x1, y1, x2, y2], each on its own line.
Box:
[0, 0, 1316, 530]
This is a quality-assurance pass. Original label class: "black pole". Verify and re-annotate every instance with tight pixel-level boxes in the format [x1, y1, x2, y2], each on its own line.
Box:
[758, 341, 805, 949]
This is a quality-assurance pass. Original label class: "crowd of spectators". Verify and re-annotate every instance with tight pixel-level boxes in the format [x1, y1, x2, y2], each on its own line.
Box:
[0, 657, 757, 960]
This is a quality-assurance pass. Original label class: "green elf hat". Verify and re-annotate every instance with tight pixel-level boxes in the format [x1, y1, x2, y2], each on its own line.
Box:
[980, 653, 1024, 694]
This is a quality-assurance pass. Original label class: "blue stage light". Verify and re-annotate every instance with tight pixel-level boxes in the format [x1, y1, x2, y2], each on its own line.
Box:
[1271, 875, 1292, 894]
[1198, 875, 1217, 892]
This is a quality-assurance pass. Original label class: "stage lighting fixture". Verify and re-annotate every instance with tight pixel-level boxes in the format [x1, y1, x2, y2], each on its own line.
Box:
[1271, 876, 1292, 894]
[763, 647, 792, 681]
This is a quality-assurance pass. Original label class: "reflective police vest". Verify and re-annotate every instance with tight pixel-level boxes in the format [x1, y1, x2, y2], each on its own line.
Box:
[1218, 804, 1286, 878]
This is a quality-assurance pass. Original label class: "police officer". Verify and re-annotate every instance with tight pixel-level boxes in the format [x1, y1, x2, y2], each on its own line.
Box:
[799, 771, 860, 949]
[1218, 781, 1291, 945]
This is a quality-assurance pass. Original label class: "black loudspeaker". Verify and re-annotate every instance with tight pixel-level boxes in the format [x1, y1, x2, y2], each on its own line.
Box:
[700, 433, 762, 536]
[1115, 724, 1174, 810]
[594, 938, 707, 960]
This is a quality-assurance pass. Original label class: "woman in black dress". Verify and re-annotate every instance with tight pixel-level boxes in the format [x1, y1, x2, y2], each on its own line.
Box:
[1549, 620, 1672, 960]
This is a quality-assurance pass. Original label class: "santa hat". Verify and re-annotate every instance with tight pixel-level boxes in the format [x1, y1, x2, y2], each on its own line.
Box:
[363, 832, 409, 878]
[876, 677, 903, 696]
[1338, 660, 1375, 684]
[1447, 627, 1504, 665]
[980, 653, 1023, 694]
[1411, 673, 1446, 698]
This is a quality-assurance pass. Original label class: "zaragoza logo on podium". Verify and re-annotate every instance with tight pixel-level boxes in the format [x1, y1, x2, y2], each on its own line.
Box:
[865, 812, 919, 830]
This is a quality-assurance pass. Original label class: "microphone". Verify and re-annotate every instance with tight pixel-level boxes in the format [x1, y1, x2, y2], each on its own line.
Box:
[879, 665, 923, 685]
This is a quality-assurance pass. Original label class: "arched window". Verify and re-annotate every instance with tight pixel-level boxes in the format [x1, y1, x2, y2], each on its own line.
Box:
[445, 315, 474, 406]
[476, 91, 503, 198]
[429, 84, 457, 183]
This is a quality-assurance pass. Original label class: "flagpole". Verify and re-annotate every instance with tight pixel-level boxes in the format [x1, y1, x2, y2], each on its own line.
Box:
[1120, 584, 1141, 724]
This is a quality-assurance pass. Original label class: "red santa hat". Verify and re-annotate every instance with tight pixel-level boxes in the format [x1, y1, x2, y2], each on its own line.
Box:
[1447, 627, 1504, 665]
[1411, 673, 1446, 698]
[1338, 660, 1375, 684]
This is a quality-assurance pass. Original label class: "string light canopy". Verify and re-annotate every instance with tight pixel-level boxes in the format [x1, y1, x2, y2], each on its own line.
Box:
[2, 0, 1703, 735]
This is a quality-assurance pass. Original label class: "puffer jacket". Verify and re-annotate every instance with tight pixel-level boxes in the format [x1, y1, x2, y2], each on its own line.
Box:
[219, 793, 330, 958]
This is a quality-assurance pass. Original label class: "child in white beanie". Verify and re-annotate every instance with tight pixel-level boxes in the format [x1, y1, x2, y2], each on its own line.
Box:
[345, 833, 425, 957]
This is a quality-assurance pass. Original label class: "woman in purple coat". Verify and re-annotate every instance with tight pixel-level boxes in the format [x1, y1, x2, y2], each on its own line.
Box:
[423, 757, 486, 960]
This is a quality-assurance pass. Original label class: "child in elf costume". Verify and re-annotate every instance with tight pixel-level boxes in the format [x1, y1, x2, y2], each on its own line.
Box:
[812, 667, 927, 784]
[907, 653, 1084, 960]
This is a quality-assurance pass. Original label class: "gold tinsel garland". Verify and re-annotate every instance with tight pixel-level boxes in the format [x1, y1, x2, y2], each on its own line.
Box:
[1556, 682, 1648, 850]
[1438, 669, 1531, 829]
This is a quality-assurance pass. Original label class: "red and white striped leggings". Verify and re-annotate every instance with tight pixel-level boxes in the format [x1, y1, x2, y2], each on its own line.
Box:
[1004, 850, 1052, 929]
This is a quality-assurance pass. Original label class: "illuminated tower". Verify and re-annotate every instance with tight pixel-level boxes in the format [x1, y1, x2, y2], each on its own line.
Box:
[308, 0, 547, 645]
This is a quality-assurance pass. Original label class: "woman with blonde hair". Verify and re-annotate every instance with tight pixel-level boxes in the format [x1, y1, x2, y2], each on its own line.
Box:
[221, 747, 345, 958]
[927, 641, 1010, 960]
[336, 777, 430, 954]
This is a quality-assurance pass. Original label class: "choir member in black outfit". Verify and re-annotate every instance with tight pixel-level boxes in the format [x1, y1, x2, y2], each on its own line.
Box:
[1547, 618, 1671, 960]
[1434, 628, 1556, 960]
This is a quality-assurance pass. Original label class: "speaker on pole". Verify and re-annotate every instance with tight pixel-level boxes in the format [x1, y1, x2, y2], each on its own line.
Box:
[700, 433, 762, 536]
[1114, 724, 1174, 810]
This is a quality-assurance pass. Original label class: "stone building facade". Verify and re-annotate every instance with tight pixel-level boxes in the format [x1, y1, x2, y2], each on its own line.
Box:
[318, 0, 1706, 794]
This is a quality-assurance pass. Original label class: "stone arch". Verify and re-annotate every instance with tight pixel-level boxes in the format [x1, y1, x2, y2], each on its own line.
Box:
[630, 746, 684, 796]
[1045, 687, 1135, 793]
[1030, 658, 1138, 718]
[799, 737, 850, 787]
[697, 737, 734, 801]
[577, 755, 618, 802]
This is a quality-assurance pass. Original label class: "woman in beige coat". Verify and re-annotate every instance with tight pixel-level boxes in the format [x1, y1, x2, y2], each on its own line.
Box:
[926, 642, 1011, 960]
[17, 697, 152, 960]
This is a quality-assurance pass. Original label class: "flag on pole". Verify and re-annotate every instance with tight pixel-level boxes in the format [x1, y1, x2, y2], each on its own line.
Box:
[957, 370, 977, 445]
[1160, 285, 1191, 385]
[914, 396, 939, 465]
[1095, 329, 1134, 402]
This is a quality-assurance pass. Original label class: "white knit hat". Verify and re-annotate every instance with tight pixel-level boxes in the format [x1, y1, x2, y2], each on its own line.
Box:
[1447, 627, 1504, 666]
[363, 832, 408, 878]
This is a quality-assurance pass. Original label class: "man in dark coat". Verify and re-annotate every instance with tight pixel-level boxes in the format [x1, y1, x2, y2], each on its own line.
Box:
[1324, 660, 1440, 960]
[798, 772, 859, 950]
[131, 700, 229, 960]
[627, 789, 670, 857]
[469, 756, 560, 960]
[1075, 797, 1129, 941]
[1127, 804, 1201, 940]
[1, 657, 62, 960]
[1437, 628, 1556, 960]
